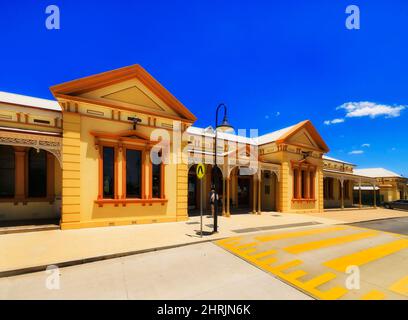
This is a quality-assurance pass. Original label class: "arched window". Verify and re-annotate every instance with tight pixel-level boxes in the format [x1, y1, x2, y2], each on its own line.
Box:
[0, 146, 15, 198]
[28, 148, 47, 198]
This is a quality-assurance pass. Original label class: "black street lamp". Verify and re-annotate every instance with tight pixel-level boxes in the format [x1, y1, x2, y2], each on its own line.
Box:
[213, 103, 233, 233]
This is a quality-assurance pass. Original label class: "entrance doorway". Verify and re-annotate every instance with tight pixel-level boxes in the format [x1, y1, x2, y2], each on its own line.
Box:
[237, 177, 251, 208]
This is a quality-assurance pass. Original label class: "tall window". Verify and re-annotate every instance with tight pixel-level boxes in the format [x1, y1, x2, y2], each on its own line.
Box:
[0, 146, 15, 198]
[28, 148, 47, 197]
[309, 171, 315, 199]
[103, 147, 115, 199]
[152, 163, 162, 198]
[292, 164, 316, 200]
[126, 149, 142, 198]
[301, 170, 307, 198]
[293, 169, 299, 198]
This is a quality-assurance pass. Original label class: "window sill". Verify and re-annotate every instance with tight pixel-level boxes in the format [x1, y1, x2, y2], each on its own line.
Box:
[0, 197, 54, 205]
[95, 198, 168, 207]
[291, 198, 316, 203]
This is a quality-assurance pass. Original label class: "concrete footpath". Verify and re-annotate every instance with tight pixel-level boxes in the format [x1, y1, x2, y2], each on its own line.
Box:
[0, 212, 338, 276]
[0, 242, 312, 300]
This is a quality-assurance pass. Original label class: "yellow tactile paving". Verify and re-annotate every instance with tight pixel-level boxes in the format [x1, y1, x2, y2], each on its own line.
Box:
[284, 231, 379, 254]
[324, 239, 408, 272]
[215, 225, 408, 300]
[255, 226, 347, 242]
[389, 275, 408, 296]
[361, 290, 386, 300]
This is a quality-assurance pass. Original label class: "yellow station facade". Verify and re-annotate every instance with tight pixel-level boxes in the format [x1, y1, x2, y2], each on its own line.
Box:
[0, 65, 406, 229]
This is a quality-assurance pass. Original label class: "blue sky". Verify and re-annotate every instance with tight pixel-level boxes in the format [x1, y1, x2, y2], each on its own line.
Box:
[0, 1, 407, 176]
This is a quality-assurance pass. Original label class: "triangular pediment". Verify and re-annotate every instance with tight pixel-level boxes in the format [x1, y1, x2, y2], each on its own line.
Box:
[79, 78, 178, 117]
[102, 86, 164, 111]
[276, 120, 329, 153]
[50, 64, 197, 122]
[287, 128, 318, 149]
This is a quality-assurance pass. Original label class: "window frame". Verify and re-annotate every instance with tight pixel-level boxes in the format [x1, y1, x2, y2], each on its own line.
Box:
[122, 145, 145, 200]
[98, 143, 119, 200]
[291, 160, 316, 202]
[93, 134, 168, 207]
[150, 162, 165, 199]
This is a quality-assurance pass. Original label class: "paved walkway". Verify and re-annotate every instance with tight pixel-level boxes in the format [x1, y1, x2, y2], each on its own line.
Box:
[0, 212, 337, 275]
[308, 208, 408, 224]
[0, 242, 311, 300]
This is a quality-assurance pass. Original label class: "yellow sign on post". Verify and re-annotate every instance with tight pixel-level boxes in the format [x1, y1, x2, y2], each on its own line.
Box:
[196, 163, 206, 180]
[196, 163, 206, 237]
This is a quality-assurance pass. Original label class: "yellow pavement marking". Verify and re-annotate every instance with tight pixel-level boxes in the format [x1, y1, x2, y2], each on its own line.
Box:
[235, 242, 258, 250]
[285, 269, 307, 280]
[217, 238, 348, 300]
[303, 273, 337, 288]
[267, 259, 303, 272]
[324, 239, 408, 272]
[284, 231, 378, 254]
[248, 249, 277, 259]
[389, 275, 408, 296]
[216, 237, 242, 245]
[255, 226, 347, 242]
[361, 290, 385, 300]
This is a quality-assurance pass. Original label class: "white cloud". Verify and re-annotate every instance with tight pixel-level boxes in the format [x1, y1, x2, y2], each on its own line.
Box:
[276, 111, 280, 116]
[337, 101, 406, 118]
[348, 150, 364, 155]
[361, 143, 370, 147]
[324, 118, 345, 125]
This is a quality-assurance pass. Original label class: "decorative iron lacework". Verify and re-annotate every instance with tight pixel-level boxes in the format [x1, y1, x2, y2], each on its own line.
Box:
[0, 130, 62, 166]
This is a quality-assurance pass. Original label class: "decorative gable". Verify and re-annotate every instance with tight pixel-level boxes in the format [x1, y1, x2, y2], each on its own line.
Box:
[287, 128, 319, 149]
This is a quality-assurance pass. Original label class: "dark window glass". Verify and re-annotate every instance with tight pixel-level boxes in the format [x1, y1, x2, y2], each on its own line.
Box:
[28, 148, 47, 197]
[301, 170, 307, 198]
[103, 147, 115, 199]
[0, 146, 15, 197]
[126, 149, 141, 198]
[152, 164, 161, 198]
[293, 169, 298, 198]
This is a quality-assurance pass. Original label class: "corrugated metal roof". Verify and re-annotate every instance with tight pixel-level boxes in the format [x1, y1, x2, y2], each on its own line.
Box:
[354, 168, 404, 178]
[187, 122, 300, 146]
[0, 91, 61, 111]
[323, 155, 355, 166]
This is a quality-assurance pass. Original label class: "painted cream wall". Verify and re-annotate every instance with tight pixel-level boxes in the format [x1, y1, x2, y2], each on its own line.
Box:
[60, 99, 187, 229]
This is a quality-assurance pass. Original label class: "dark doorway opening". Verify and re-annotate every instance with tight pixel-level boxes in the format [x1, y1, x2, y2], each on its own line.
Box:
[237, 177, 251, 209]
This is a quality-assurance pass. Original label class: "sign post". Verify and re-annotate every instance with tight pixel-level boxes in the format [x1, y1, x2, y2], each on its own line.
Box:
[196, 163, 206, 237]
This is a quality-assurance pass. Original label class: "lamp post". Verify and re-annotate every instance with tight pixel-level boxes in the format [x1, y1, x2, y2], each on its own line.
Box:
[213, 103, 233, 233]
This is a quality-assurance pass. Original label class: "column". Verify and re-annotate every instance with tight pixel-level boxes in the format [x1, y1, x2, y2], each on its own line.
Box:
[252, 176, 257, 214]
[13, 147, 26, 202]
[222, 178, 226, 216]
[46, 152, 55, 201]
[61, 112, 81, 229]
[373, 185, 377, 208]
[226, 177, 230, 217]
[306, 168, 310, 199]
[275, 174, 280, 212]
[340, 179, 344, 209]
[257, 174, 262, 214]
[297, 168, 302, 199]
[358, 181, 362, 209]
